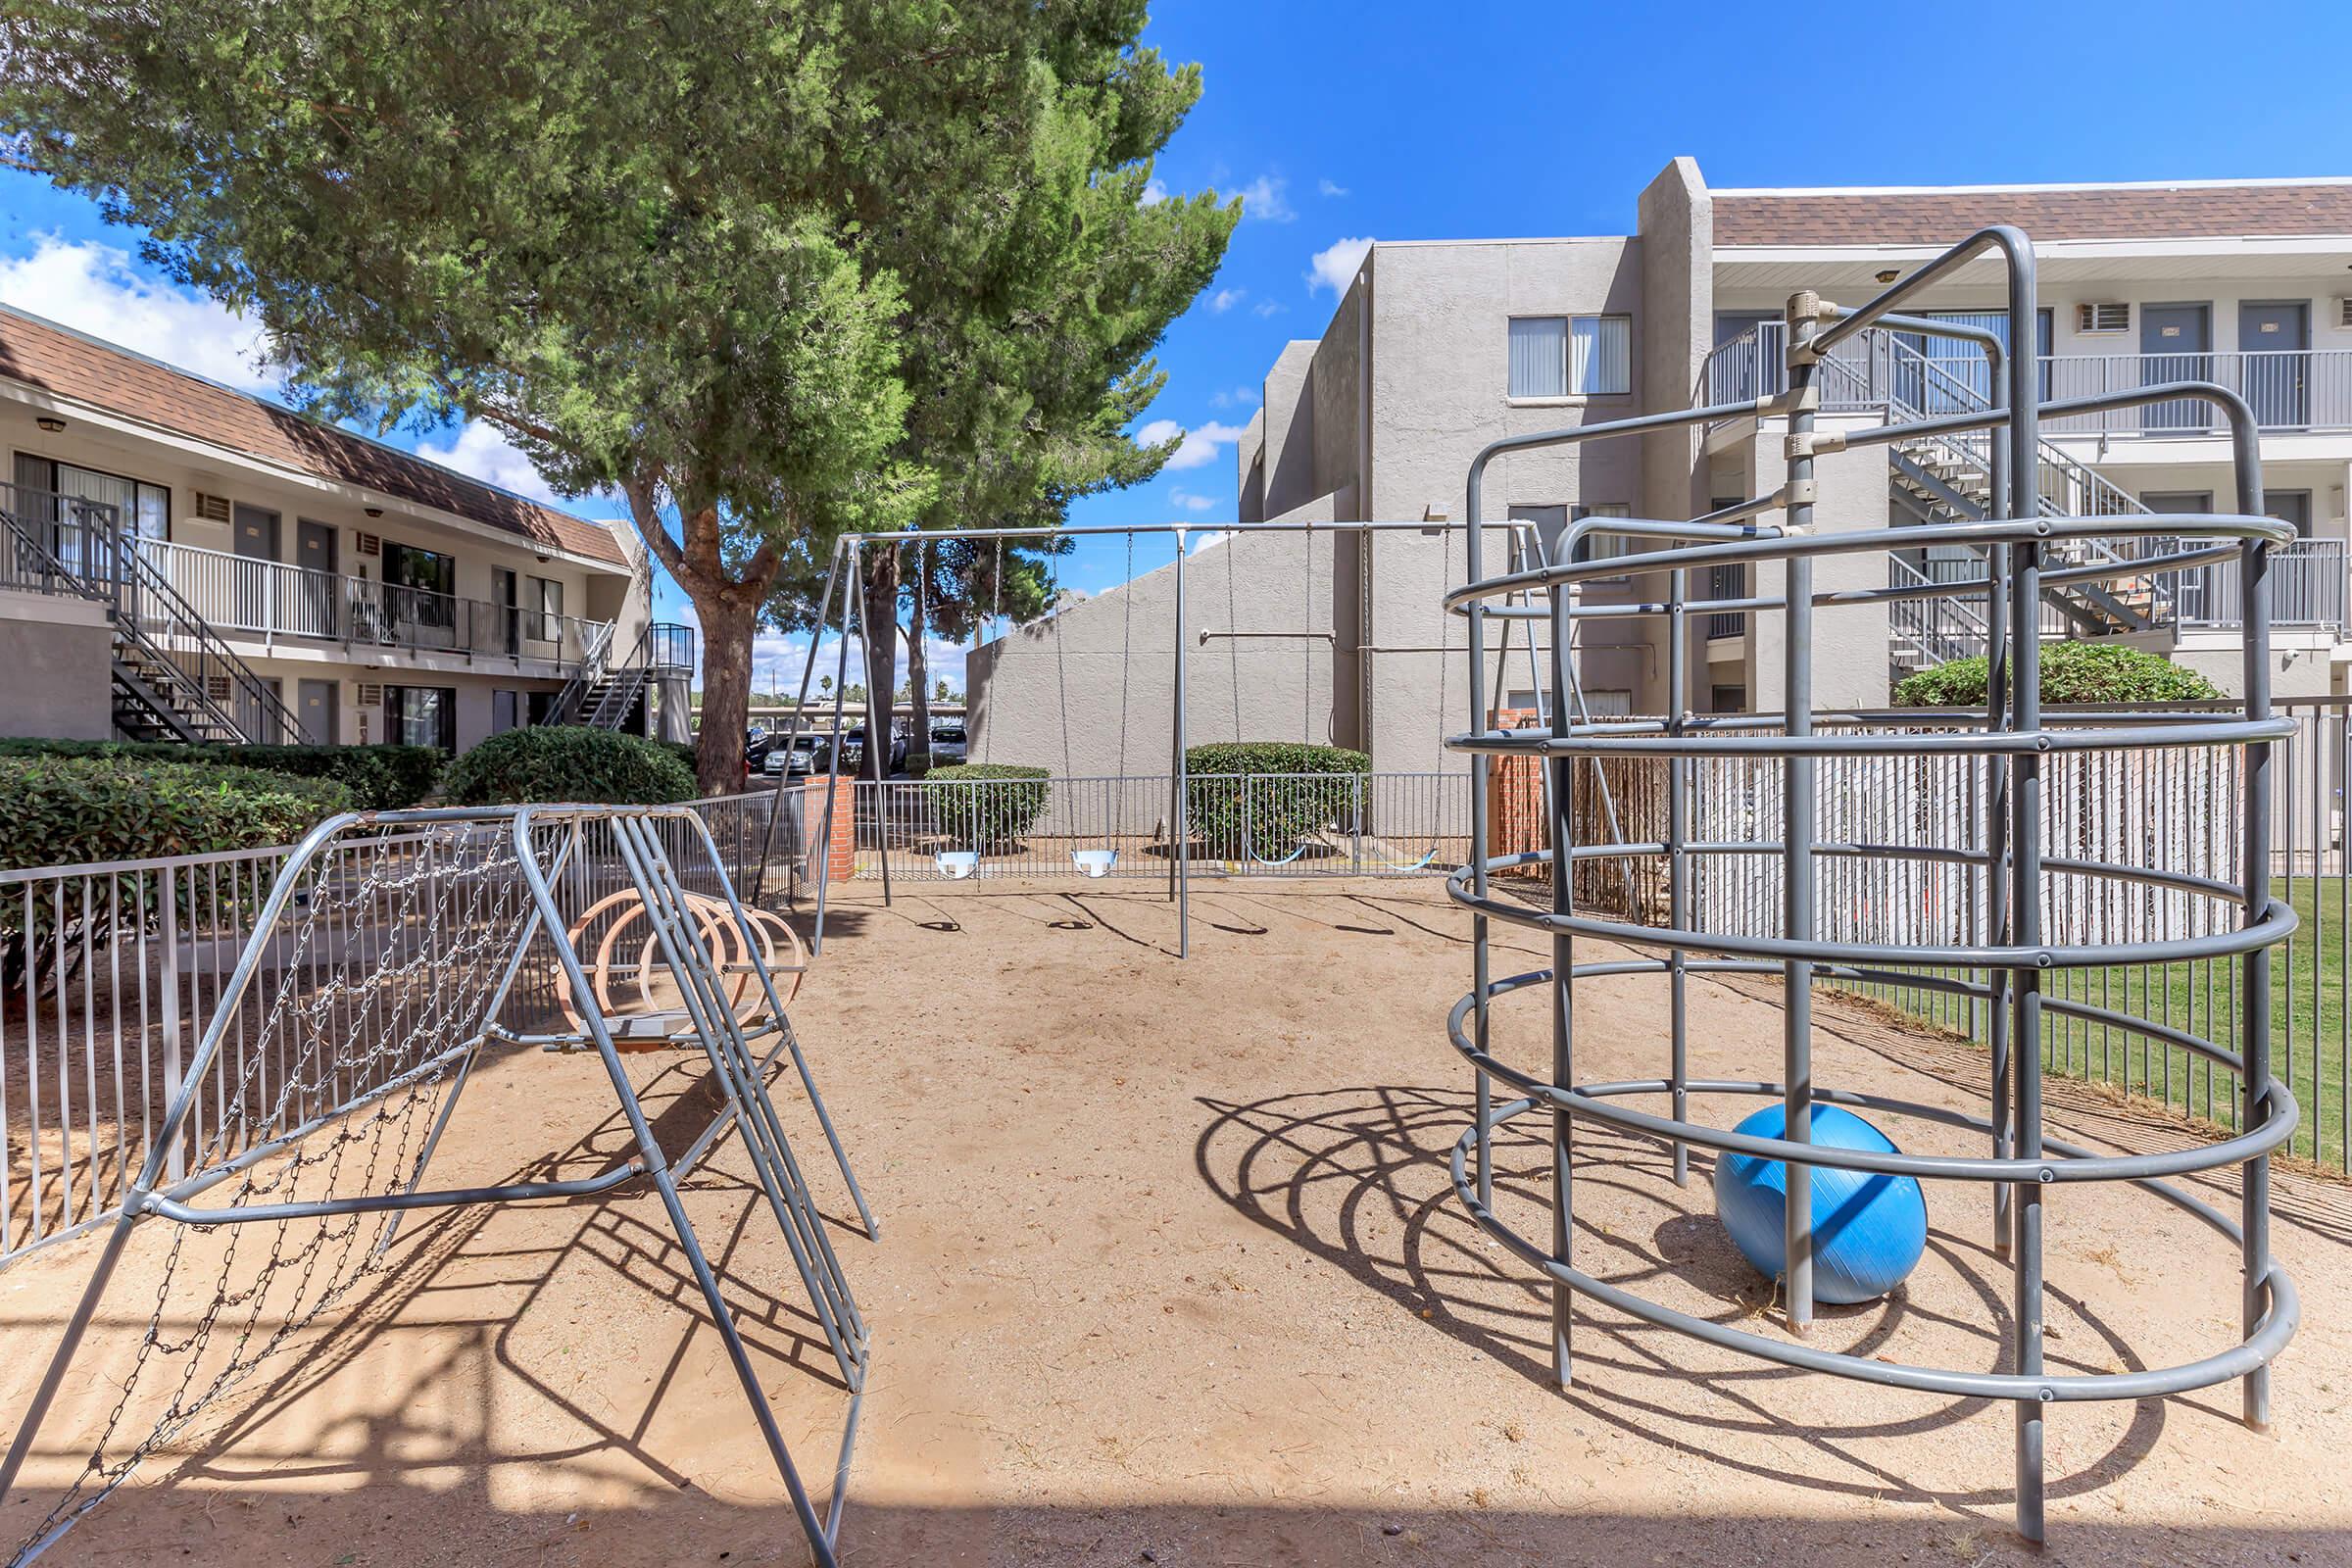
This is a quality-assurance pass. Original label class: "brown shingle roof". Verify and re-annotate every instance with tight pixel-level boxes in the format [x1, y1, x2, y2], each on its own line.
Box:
[0, 305, 629, 567]
[1714, 183, 2352, 247]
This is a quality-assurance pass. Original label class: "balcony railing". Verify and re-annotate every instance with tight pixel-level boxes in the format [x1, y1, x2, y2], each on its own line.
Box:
[1702, 326, 2352, 435]
[136, 537, 605, 669]
[2173, 537, 2346, 630]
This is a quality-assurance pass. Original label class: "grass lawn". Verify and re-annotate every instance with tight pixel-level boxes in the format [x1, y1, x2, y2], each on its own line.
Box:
[1850, 872, 2352, 1171]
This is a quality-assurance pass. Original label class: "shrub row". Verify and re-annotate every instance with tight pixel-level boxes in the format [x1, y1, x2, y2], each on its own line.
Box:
[440, 725, 699, 806]
[1891, 644, 2222, 708]
[922, 762, 1051, 846]
[0, 737, 444, 809]
[0, 755, 355, 869]
[1183, 742, 1368, 858]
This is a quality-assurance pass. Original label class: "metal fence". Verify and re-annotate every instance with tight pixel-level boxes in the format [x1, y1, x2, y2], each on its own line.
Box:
[844, 771, 1472, 882]
[1580, 700, 2352, 1171]
[0, 790, 791, 1266]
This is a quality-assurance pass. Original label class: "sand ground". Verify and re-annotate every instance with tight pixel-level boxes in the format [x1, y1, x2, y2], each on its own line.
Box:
[2, 876, 2348, 1567]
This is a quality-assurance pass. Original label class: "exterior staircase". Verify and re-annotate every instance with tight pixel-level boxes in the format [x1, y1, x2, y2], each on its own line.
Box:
[2, 485, 300, 743]
[545, 621, 691, 732]
[1810, 331, 2169, 673]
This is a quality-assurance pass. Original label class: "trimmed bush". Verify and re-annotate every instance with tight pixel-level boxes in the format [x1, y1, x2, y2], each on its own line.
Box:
[441, 725, 698, 807]
[1892, 644, 2223, 708]
[0, 756, 354, 869]
[922, 762, 1050, 848]
[1183, 742, 1369, 859]
[0, 738, 443, 808]
[903, 750, 935, 779]
[0, 756, 354, 996]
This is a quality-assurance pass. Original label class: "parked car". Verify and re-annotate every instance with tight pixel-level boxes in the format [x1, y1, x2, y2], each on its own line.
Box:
[928, 722, 968, 765]
[744, 726, 773, 771]
[762, 733, 824, 777]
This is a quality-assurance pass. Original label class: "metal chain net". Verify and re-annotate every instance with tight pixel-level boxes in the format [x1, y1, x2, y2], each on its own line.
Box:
[14, 819, 537, 1564]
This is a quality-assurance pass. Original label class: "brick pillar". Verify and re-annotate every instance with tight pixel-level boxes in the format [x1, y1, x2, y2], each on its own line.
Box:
[805, 775, 856, 882]
[1487, 708, 1546, 878]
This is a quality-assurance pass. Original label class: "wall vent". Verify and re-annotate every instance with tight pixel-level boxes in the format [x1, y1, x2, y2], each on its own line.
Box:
[356, 531, 381, 558]
[192, 492, 233, 523]
[2076, 302, 2130, 335]
[357, 682, 383, 707]
[205, 675, 231, 703]
[2336, 297, 2352, 330]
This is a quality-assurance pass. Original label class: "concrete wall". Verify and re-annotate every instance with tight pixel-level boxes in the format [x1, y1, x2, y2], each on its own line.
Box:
[1749, 414, 1895, 711]
[0, 590, 112, 740]
[967, 523, 1345, 778]
[1636, 157, 1715, 714]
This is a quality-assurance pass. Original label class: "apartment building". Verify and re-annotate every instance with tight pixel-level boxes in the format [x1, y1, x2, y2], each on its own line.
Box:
[0, 304, 688, 752]
[969, 158, 2352, 776]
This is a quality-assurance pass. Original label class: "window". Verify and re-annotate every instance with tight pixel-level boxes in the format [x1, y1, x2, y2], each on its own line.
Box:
[526, 690, 560, 726]
[1567, 503, 1637, 571]
[1507, 315, 1631, 399]
[1711, 684, 1747, 714]
[383, 541, 456, 629]
[528, 575, 564, 641]
[2076, 302, 2130, 335]
[1706, 562, 1747, 640]
[385, 685, 458, 750]
[14, 454, 171, 541]
[1581, 689, 1634, 717]
[492, 689, 521, 733]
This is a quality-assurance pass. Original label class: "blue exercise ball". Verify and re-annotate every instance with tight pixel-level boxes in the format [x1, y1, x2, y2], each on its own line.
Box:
[1712, 1103, 1927, 1304]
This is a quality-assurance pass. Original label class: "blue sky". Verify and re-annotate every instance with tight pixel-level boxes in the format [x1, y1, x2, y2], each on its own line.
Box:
[6, 0, 2352, 693]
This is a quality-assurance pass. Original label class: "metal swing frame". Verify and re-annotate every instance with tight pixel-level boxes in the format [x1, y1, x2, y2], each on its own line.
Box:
[0, 805, 875, 1568]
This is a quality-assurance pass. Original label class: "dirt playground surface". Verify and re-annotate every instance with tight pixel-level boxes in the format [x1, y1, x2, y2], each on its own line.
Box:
[3, 877, 2350, 1566]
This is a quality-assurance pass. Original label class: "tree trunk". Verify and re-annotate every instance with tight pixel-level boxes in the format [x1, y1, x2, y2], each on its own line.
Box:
[858, 544, 902, 782]
[906, 564, 931, 760]
[696, 594, 760, 797]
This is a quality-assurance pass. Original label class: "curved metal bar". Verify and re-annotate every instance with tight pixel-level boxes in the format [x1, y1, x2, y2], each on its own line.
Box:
[1444, 514, 2294, 611]
[1445, 860, 2295, 972]
[1446, 714, 2294, 759]
[1448, 1100, 2298, 1405]
[1442, 987, 2300, 1183]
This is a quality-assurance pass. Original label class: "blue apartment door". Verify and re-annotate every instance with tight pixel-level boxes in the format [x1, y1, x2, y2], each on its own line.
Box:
[2239, 302, 2309, 428]
[2139, 304, 2212, 431]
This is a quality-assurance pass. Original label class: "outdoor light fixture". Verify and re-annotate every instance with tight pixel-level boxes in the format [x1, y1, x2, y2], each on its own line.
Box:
[1875, 269, 1900, 283]
[34, 416, 65, 432]
[365, 505, 384, 517]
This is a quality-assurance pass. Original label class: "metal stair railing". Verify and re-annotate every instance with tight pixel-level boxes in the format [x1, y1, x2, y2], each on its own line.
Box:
[0, 490, 295, 743]
[545, 617, 619, 725]
[1886, 553, 1992, 666]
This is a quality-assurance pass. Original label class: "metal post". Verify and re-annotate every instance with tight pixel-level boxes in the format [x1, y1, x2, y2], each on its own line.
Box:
[1667, 563, 1690, 1186]
[1782, 293, 1821, 1334]
[1172, 528, 1190, 958]
[751, 542, 843, 904]
[811, 543, 858, 956]
[2233, 422, 2276, 1436]
[1466, 493, 1495, 1212]
[1546, 575, 1575, 1389]
[1986, 355, 2014, 1259]
[867, 545, 894, 910]
[2002, 239, 2048, 1546]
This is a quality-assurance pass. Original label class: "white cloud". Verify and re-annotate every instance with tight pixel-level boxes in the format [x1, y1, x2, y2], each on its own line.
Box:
[1136, 416, 1249, 472]
[0, 233, 275, 390]
[412, 419, 567, 505]
[1252, 299, 1285, 318]
[1305, 235, 1375, 296]
[1169, 488, 1217, 514]
[1208, 384, 1261, 411]
[1238, 174, 1295, 223]
[1209, 286, 1247, 314]
[1318, 177, 1348, 197]
[1140, 176, 1169, 207]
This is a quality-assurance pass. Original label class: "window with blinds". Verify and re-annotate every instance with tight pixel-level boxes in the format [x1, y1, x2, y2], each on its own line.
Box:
[1507, 315, 1631, 398]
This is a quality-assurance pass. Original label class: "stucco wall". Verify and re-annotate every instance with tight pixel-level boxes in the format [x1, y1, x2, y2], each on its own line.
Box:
[0, 590, 112, 740]
[1750, 413, 1895, 711]
[967, 523, 1345, 778]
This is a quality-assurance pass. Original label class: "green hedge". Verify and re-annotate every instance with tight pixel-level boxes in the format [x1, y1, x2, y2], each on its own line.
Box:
[1183, 742, 1369, 859]
[440, 725, 698, 806]
[922, 762, 1050, 848]
[0, 738, 443, 808]
[0, 756, 354, 995]
[1892, 644, 2223, 708]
